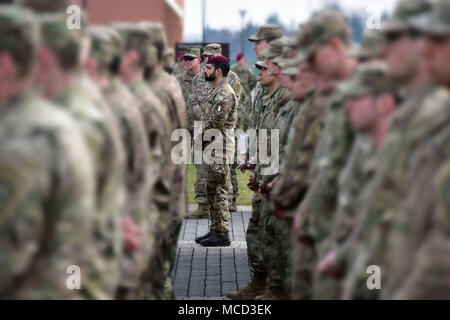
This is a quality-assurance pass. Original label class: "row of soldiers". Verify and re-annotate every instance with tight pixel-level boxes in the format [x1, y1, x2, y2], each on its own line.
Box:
[0, 0, 187, 299]
[206, 0, 450, 300]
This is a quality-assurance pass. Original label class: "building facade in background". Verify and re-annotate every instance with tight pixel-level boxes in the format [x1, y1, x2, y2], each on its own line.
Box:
[82, 0, 184, 50]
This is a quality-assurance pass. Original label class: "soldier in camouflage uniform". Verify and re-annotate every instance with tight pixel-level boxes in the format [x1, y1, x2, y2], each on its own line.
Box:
[340, 0, 439, 299]
[0, 4, 97, 300]
[317, 63, 395, 284]
[194, 55, 238, 247]
[379, 0, 450, 299]
[87, 25, 154, 300]
[290, 11, 357, 300]
[228, 25, 283, 300]
[162, 46, 175, 74]
[141, 22, 188, 228]
[113, 24, 173, 299]
[246, 40, 291, 300]
[186, 43, 242, 218]
[34, 13, 126, 299]
[140, 23, 187, 298]
[231, 52, 256, 131]
[176, 47, 202, 135]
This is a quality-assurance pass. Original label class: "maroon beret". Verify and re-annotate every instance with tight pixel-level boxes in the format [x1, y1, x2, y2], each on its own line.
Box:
[236, 52, 245, 61]
[207, 54, 230, 65]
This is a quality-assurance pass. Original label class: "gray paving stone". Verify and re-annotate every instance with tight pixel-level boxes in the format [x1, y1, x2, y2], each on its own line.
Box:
[174, 208, 251, 299]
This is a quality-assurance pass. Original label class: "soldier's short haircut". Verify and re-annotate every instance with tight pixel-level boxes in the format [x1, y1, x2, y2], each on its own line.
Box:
[52, 42, 80, 72]
[0, 20, 37, 77]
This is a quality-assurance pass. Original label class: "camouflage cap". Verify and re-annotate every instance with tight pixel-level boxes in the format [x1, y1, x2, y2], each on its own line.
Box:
[281, 26, 306, 48]
[183, 47, 201, 58]
[337, 62, 393, 99]
[40, 13, 81, 50]
[412, 0, 450, 35]
[0, 4, 39, 57]
[255, 60, 267, 70]
[260, 36, 286, 59]
[140, 21, 167, 46]
[272, 46, 291, 65]
[17, 0, 75, 13]
[88, 25, 124, 66]
[113, 23, 157, 67]
[280, 54, 303, 76]
[382, 0, 433, 33]
[348, 30, 384, 60]
[164, 46, 174, 58]
[298, 10, 352, 62]
[248, 24, 283, 42]
[202, 43, 222, 56]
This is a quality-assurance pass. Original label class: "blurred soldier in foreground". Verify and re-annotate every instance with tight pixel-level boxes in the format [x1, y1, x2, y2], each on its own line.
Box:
[162, 46, 175, 74]
[86, 25, 154, 300]
[292, 11, 357, 300]
[341, 0, 440, 299]
[35, 13, 126, 299]
[114, 24, 172, 299]
[228, 25, 283, 300]
[0, 5, 97, 299]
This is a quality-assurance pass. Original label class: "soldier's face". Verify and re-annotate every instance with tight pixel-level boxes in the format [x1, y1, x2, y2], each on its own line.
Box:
[253, 40, 270, 59]
[312, 41, 341, 79]
[423, 35, 450, 87]
[291, 67, 316, 100]
[280, 74, 293, 89]
[259, 68, 276, 86]
[345, 96, 377, 131]
[288, 48, 299, 59]
[384, 32, 423, 83]
[185, 57, 200, 71]
[205, 63, 217, 82]
[265, 58, 280, 77]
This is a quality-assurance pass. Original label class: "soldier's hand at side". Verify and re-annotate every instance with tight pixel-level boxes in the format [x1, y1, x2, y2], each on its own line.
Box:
[271, 200, 286, 220]
[247, 174, 258, 191]
[294, 208, 313, 245]
[122, 216, 142, 252]
[318, 249, 342, 279]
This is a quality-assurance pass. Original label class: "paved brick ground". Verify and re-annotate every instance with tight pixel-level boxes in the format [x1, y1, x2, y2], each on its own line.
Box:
[172, 206, 252, 300]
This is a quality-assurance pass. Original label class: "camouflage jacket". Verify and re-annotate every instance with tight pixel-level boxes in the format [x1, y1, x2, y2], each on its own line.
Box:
[248, 81, 267, 130]
[270, 89, 328, 214]
[231, 63, 256, 94]
[254, 85, 291, 182]
[176, 70, 200, 133]
[187, 67, 242, 122]
[343, 85, 449, 300]
[298, 88, 355, 243]
[0, 91, 96, 299]
[103, 77, 155, 288]
[201, 79, 238, 162]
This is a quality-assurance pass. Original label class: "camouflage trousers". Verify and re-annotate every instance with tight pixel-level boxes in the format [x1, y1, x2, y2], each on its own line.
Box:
[229, 138, 240, 201]
[289, 231, 315, 299]
[206, 162, 231, 238]
[194, 163, 208, 205]
[312, 238, 341, 300]
[246, 192, 266, 275]
[260, 199, 289, 291]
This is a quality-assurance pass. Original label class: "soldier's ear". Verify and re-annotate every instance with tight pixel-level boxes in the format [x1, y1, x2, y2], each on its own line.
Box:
[0, 52, 15, 80]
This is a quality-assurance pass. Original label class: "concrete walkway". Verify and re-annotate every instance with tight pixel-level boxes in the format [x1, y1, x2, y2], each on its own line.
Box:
[173, 206, 252, 300]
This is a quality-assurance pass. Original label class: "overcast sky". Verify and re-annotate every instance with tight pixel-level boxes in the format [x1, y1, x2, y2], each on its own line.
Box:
[184, 0, 397, 40]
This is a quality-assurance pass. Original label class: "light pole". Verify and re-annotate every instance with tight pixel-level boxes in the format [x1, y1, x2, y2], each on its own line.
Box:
[239, 9, 246, 54]
[202, 0, 206, 43]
